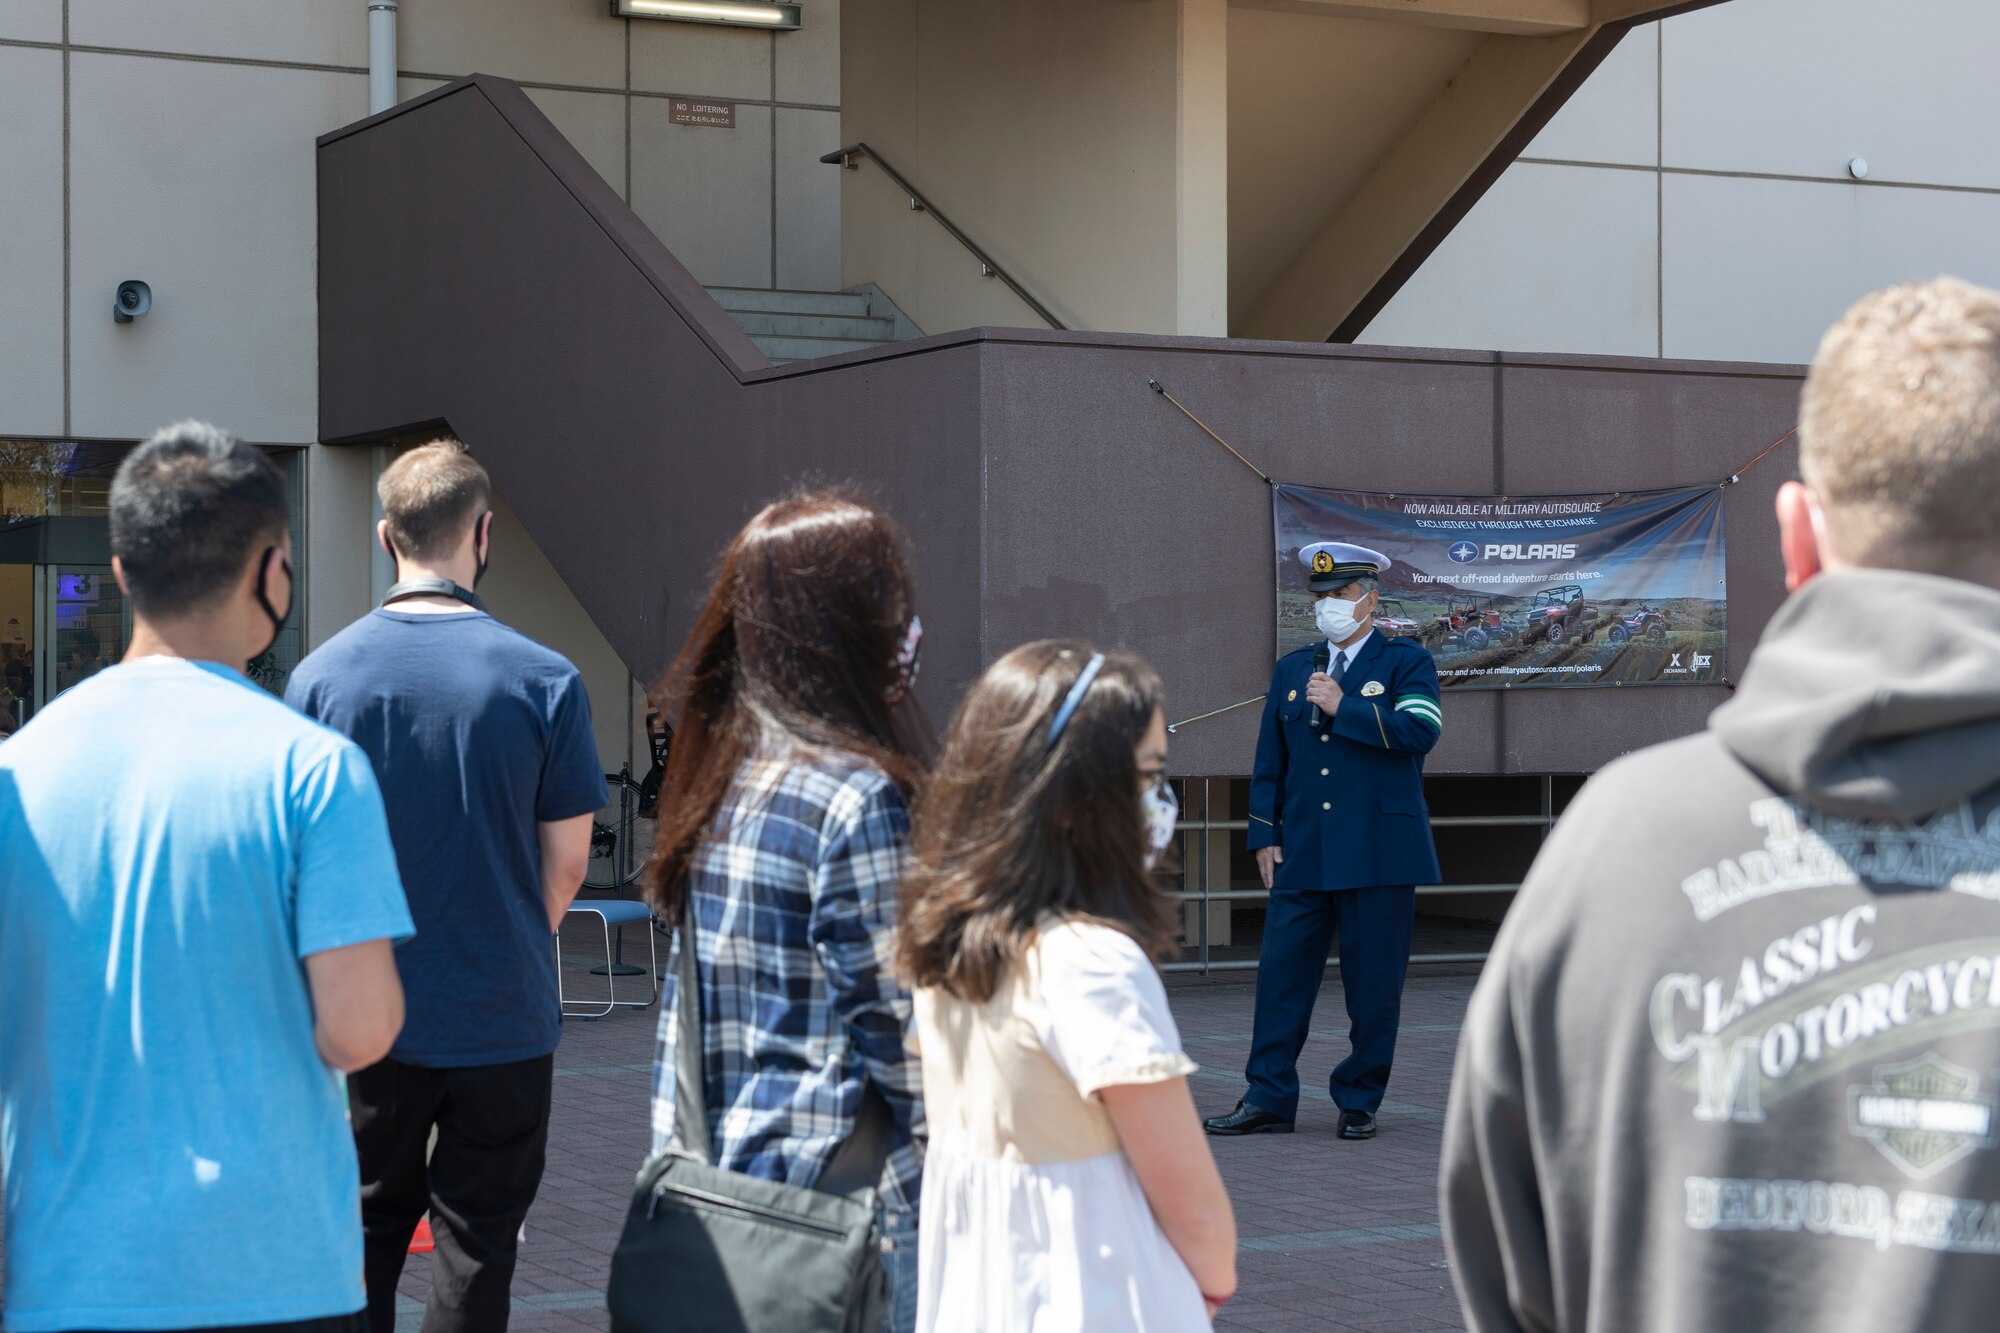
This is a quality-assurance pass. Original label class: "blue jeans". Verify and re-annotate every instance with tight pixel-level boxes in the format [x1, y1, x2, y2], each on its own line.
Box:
[878, 1202, 919, 1333]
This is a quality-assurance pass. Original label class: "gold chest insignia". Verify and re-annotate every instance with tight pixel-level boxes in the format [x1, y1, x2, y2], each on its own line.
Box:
[1360, 680, 1385, 697]
[1286, 689, 1298, 702]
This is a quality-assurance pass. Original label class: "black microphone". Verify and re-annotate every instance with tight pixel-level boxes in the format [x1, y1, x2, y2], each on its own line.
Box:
[1309, 641, 1330, 729]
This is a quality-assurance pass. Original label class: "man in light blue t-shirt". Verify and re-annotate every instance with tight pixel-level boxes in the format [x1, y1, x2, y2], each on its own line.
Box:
[0, 422, 414, 1333]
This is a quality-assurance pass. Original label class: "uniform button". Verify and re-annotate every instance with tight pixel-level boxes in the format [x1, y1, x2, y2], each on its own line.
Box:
[1321, 768, 1330, 776]
[1322, 801, 1331, 810]
[1320, 734, 1329, 743]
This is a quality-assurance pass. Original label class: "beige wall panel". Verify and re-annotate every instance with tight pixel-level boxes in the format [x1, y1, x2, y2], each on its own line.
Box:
[0, 46, 64, 436]
[0, 0, 60, 43]
[1227, 8, 1481, 326]
[1662, 173, 2000, 365]
[1359, 161, 1657, 356]
[479, 492, 629, 775]
[1524, 21, 1654, 166]
[303, 443, 376, 652]
[843, 0, 1183, 335]
[526, 86, 627, 198]
[631, 20, 770, 100]
[631, 98, 773, 287]
[775, 107, 841, 291]
[69, 0, 365, 67]
[69, 54, 364, 443]
[775, 0, 838, 106]
[1662, 0, 2000, 189]
[837, 0, 917, 305]
[399, 0, 623, 90]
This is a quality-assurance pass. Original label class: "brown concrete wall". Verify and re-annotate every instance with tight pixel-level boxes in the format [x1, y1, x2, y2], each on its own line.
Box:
[319, 77, 1804, 779]
[972, 332, 1799, 775]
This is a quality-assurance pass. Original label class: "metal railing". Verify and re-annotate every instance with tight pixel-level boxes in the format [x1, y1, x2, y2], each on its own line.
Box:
[819, 142, 1069, 331]
[1159, 775, 1554, 975]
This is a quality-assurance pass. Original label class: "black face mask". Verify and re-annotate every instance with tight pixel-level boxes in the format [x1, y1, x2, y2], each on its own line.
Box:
[473, 513, 491, 588]
[253, 546, 293, 662]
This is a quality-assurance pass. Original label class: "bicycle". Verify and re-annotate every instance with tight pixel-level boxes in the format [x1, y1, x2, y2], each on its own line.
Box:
[583, 715, 671, 893]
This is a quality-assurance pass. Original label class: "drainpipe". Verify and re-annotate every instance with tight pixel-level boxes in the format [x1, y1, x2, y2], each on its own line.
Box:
[368, 0, 397, 115]
[366, 0, 398, 606]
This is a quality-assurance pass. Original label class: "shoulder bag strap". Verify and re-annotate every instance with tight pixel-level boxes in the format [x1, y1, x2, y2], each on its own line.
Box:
[672, 912, 714, 1165]
[815, 1076, 897, 1200]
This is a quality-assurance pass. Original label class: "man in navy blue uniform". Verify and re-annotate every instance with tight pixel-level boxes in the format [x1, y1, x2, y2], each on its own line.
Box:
[1204, 541, 1442, 1141]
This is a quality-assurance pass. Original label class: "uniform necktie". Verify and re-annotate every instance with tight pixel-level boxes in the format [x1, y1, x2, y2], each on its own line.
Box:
[1329, 650, 1347, 688]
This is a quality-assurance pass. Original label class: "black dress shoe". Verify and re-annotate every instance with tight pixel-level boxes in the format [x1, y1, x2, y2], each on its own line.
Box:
[1203, 1101, 1294, 1136]
[1337, 1110, 1377, 1140]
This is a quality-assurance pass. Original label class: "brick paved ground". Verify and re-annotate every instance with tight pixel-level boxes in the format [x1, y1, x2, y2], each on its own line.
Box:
[383, 940, 1485, 1331]
[0, 931, 1485, 1331]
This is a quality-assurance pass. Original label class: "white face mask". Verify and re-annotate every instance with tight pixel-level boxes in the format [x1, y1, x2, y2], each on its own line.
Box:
[1315, 593, 1371, 642]
[1141, 776, 1179, 871]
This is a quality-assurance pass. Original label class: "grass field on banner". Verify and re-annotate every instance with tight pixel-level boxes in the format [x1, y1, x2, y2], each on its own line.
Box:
[1278, 593, 1727, 689]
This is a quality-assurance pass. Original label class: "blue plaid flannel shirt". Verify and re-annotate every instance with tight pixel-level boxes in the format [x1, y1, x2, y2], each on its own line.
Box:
[651, 748, 924, 1217]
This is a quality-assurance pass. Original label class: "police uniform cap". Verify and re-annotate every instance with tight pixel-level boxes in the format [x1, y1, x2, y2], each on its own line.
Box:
[1298, 541, 1390, 593]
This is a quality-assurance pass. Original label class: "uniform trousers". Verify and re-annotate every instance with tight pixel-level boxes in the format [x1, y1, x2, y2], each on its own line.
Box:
[1244, 884, 1416, 1121]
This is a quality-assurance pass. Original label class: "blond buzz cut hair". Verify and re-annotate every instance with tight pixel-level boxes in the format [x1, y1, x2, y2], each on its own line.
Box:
[1799, 276, 2000, 572]
[378, 439, 492, 562]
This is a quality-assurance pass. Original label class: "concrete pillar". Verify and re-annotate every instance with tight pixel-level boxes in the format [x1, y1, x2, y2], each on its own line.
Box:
[1176, 0, 1229, 337]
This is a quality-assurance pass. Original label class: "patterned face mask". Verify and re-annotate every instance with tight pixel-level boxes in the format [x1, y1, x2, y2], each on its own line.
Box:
[1141, 774, 1179, 871]
[887, 615, 923, 703]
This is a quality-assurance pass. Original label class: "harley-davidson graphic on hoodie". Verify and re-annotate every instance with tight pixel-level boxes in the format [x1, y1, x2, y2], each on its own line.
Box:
[1442, 568, 2000, 1332]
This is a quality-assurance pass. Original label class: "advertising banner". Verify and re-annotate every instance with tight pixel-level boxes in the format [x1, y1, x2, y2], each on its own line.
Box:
[1273, 483, 1727, 689]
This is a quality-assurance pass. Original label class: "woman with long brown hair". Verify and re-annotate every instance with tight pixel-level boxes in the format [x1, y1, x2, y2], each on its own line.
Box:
[642, 490, 930, 1331]
[899, 642, 1237, 1330]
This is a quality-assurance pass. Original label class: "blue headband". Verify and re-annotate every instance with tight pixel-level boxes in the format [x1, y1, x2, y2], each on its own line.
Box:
[1047, 653, 1106, 745]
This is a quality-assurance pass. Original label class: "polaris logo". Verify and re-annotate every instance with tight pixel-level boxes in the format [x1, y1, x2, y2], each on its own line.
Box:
[1482, 543, 1578, 561]
[1447, 541, 1478, 564]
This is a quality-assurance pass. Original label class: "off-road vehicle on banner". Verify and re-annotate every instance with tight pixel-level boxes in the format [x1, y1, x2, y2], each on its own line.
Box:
[1372, 598, 1426, 640]
[1607, 602, 1670, 645]
[1424, 596, 1514, 652]
[1520, 584, 1600, 645]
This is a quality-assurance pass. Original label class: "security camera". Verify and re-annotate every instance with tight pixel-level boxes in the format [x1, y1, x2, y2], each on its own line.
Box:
[113, 280, 151, 323]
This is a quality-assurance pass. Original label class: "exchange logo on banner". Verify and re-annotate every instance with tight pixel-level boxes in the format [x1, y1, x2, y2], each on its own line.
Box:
[1274, 483, 1728, 690]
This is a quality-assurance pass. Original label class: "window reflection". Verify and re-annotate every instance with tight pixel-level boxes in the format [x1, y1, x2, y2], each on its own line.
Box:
[0, 440, 124, 522]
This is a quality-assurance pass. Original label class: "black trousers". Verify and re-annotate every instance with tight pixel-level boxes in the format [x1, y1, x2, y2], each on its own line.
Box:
[348, 1054, 555, 1333]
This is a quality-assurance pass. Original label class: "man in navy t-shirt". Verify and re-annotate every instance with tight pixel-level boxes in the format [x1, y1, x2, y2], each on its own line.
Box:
[287, 440, 607, 1333]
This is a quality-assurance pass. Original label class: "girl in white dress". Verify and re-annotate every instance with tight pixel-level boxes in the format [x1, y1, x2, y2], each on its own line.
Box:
[899, 642, 1238, 1330]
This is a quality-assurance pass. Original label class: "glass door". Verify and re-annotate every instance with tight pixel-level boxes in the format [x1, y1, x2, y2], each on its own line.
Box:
[0, 564, 29, 730]
[33, 564, 129, 716]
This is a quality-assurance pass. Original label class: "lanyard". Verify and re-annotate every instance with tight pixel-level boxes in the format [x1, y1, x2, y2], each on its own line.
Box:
[382, 577, 484, 611]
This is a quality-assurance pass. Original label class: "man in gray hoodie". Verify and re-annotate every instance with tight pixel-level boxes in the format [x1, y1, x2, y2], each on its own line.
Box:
[1442, 276, 2000, 1332]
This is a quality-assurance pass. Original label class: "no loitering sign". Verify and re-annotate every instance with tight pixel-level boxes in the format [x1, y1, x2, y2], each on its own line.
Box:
[669, 98, 736, 128]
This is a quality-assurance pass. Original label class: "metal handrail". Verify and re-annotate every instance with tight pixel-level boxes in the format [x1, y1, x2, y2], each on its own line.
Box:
[1163, 775, 1555, 976]
[819, 142, 1069, 331]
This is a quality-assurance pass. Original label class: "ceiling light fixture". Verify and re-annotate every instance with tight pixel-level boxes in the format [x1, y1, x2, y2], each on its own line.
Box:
[612, 0, 802, 29]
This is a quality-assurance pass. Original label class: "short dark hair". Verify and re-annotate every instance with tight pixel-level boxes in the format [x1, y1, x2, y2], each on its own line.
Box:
[110, 421, 288, 619]
[379, 440, 492, 561]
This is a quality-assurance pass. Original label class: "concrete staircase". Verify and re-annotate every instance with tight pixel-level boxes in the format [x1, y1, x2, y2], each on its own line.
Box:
[705, 285, 919, 364]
